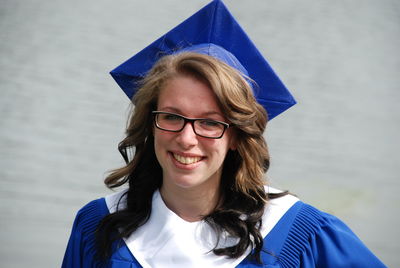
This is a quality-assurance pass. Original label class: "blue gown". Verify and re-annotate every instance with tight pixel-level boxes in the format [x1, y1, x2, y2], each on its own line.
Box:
[62, 198, 386, 267]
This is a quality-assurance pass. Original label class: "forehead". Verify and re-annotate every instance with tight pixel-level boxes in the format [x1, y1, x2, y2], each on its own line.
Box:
[157, 75, 224, 117]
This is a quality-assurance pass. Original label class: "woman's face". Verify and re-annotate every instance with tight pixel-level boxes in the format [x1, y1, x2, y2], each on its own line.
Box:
[154, 74, 235, 193]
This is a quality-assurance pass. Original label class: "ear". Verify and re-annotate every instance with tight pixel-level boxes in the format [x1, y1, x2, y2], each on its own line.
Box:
[229, 130, 238, 151]
[229, 141, 237, 151]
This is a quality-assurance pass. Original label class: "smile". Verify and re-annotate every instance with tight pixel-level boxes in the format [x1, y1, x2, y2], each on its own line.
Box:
[173, 153, 202, 165]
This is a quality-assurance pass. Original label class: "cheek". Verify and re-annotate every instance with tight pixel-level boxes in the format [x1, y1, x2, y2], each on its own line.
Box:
[153, 131, 165, 158]
[208, 140, 231, 162]
[154, 129, 173, 144]
[153, 130, 174, 161]
[153, 137, 167, 172]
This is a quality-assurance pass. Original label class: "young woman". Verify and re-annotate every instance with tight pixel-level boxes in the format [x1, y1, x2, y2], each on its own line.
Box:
[62, 1, 386, 267]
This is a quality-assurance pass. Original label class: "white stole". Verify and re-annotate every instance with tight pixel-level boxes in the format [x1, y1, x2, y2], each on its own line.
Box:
[105, 187, 298, 268]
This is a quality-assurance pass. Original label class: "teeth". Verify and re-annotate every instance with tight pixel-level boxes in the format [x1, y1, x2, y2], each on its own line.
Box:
[173, 153, 201, 165]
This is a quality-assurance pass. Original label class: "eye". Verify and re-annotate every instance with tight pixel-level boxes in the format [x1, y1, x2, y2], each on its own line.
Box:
[198, 119, 222, 128]
[161, 113, 182, 121]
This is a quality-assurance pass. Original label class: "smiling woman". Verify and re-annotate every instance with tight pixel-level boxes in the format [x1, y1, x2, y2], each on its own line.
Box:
[96, 51, 271, 263]
[154, 74, 235, 197]
[61, 1, 386, 267]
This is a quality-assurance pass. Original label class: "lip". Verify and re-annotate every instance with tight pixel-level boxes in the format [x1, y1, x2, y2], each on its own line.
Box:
[168, 151, 205, 170]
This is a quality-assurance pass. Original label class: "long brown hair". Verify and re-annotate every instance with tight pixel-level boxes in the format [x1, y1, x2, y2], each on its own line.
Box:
[97, 52, 272, 263]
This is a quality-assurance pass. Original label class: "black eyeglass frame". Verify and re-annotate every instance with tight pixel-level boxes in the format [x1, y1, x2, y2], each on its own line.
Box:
[152, 111, 230, 139]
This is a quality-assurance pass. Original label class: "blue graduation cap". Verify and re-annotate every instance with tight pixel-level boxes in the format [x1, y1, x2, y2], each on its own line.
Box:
[110, 0, 296, 120]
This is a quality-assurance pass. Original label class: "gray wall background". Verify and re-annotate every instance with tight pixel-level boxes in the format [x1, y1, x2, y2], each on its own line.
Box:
[0, 0, 398, 267]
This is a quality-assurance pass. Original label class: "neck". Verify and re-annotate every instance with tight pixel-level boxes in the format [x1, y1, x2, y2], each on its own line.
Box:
[160, 183, 221, 222]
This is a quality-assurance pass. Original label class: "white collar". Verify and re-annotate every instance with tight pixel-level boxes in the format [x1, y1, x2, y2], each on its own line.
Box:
[105, 187, 298, 268]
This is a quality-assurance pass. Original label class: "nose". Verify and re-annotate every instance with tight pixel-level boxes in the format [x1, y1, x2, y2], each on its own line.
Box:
[176, 122, 198, 148]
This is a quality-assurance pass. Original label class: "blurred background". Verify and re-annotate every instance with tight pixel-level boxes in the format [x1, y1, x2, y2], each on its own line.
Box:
[0, 0, 398, 267]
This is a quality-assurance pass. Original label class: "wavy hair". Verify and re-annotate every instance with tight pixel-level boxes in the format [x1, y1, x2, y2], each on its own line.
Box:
[96, 52, 278, 263]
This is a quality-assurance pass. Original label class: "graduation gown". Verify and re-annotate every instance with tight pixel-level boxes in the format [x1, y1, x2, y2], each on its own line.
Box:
[62, 189, 386, 267]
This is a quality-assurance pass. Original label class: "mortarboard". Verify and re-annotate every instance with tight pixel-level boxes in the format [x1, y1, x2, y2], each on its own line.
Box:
[110, 0, 296, 120]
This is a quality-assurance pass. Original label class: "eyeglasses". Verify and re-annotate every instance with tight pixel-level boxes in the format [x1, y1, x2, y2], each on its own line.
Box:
[152, 111, 230, 139]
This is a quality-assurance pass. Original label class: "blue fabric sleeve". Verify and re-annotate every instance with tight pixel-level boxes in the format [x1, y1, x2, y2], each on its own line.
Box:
[280, 203, 387, 268]
[62, 198, 143, 268]
[61, 198, 108, 268]
[238, 202, 386, 267]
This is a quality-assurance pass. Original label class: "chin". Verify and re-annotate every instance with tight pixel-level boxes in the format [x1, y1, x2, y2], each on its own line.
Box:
[171, 177, 203, 189]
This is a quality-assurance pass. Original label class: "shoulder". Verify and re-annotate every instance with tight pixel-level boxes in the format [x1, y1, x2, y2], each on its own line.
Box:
[72, 188, 129, 231]
[66, 197, 110, 249]
[260, 187, 300, 238]
[62, 197, 110, 268]
[73, 197, 109, 228]
[260, 200, 386, 267]
[104, 188, 128, 213]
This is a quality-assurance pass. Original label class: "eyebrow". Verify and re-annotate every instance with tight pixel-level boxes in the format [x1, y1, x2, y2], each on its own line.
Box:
[158, 106, 181, 114]
[158, 107, 224, 119]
